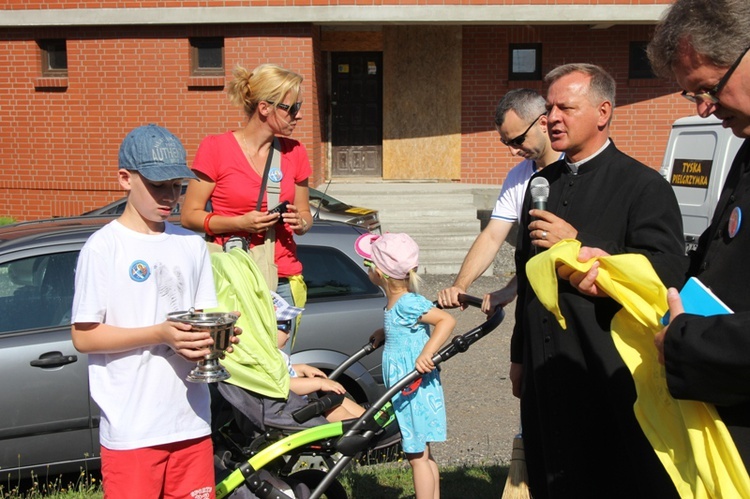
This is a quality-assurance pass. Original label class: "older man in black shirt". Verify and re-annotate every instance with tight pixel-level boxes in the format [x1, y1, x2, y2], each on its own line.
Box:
[513, 63, 687, 498]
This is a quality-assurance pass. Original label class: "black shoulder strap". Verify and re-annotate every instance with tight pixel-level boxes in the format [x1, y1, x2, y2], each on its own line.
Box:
[255, 139, 277, 211]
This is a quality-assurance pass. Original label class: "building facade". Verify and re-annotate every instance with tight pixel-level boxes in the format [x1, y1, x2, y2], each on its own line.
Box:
[0, 1, 693, 220]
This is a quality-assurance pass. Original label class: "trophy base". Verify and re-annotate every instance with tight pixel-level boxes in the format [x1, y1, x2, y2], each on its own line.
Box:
[187, 362, 231, 383]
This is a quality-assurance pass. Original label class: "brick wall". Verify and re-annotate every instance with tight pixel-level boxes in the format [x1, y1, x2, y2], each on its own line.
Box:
[461, 24, 696, 186]
[0, 24, 320, 220]
[0, 18, 699, 221]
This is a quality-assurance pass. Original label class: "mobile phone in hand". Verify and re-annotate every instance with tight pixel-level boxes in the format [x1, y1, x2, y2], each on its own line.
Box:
[268, 200, 290, 215]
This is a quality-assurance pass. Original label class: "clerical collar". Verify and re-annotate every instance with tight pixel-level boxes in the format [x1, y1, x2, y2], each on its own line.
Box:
[565, 139, 611, 175]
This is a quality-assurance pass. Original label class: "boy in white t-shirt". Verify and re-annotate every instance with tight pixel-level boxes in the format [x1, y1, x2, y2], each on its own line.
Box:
[72, 124, 237, 499]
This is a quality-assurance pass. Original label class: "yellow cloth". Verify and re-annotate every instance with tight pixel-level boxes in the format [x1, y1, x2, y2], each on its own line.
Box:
[208, 248, 290, 399]
[287, 273, 307, 349]
[526, 239, 750, 498]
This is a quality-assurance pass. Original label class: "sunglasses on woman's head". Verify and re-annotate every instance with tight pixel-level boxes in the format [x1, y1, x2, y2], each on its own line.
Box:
[277, 320, 293, 333]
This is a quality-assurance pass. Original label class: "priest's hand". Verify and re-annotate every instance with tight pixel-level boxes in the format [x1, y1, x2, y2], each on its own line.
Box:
[528, 210, 578, 249]
[557, 246, 611, 298]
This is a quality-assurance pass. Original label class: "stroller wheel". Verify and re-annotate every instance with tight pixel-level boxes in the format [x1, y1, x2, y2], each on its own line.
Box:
[288, 469, 348, 499]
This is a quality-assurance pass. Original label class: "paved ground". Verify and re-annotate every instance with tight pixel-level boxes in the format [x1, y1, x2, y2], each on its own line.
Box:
[417, 244, 519, 467]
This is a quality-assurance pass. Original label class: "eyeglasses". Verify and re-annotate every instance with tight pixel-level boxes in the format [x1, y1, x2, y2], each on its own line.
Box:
[681, 46, 750, 104]
[277, 320, 293, 333]
[267, 101, 302, 118]
[501, 113, 545, 148]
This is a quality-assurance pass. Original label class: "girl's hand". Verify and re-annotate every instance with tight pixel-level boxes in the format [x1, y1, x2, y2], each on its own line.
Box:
[239, 210, 280, 234]
[415, 306, 455, 373]
[415, 351, 436, 373]
[369, 328, 385, 348]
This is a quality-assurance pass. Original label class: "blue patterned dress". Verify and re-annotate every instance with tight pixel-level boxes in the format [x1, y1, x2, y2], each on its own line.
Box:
[383, 293, 447, 453]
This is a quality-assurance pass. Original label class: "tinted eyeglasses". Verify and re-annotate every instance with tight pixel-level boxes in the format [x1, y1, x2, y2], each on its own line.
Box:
[268, 101, 302, 118]
[501, 113, 545, 148]
[277, 320, 293, 333]
[681, 46, 750, 105]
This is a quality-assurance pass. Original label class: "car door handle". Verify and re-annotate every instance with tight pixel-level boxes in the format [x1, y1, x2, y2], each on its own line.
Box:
[30, 351, 78, 368]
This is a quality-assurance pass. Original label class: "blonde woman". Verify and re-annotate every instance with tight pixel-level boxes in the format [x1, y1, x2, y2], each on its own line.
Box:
[182, 64, 311, 349]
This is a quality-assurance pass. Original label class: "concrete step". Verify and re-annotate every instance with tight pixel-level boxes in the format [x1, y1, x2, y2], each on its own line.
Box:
[322, 182, 500, 275]
[378, 218, 481, 233]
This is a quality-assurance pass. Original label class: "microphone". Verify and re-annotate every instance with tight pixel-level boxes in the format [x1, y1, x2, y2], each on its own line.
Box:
[529, 177, 549, 254]
[530, 177, 549, 212]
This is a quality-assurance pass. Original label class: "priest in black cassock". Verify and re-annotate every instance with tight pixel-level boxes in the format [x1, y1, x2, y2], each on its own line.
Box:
[510, 63, 689, 498]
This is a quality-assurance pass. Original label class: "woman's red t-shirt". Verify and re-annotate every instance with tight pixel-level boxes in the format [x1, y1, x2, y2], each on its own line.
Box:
[192, 132, 312, 277]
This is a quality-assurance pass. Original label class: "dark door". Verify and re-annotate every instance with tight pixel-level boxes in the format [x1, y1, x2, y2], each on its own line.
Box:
[331, 52, 383, 177]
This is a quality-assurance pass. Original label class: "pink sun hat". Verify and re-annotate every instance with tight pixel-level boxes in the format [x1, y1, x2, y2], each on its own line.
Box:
[354, 232, 419, 279]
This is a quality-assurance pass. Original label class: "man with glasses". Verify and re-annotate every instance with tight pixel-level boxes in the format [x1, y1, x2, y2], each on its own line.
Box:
[438, 89, 561, 312]
[513, 63, 686, 498]
[645, 0, 750, 477]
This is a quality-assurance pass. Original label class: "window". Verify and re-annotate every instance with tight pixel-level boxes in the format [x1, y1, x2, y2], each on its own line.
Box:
[297, 246, 382, 301]
[0, 251, 78, 333]
[629, 41, 656, 79]
[509, 43, 542, 81]
[190, 37, 224, 76]
[38, 39, 68, 77]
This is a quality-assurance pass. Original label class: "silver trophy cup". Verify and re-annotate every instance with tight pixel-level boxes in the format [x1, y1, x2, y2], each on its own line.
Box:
[167, 309, 238, 383]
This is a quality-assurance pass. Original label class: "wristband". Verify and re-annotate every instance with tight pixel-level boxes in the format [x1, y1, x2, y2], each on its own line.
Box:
[203, 212, 217, 237]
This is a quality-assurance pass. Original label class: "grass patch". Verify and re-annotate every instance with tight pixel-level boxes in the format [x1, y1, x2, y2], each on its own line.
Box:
[0, 217, 15, 227]
[0, 464, 508, 498]
[0, 470, 101, 499]
[342, 462, 507, 498]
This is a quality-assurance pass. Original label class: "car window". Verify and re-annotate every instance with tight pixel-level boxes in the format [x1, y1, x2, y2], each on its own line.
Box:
[297, 245, 381, 301]
[0, 251, 78, 334]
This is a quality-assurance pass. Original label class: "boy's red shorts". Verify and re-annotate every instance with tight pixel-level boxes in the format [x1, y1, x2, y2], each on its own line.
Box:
[101, 435, 214, 499]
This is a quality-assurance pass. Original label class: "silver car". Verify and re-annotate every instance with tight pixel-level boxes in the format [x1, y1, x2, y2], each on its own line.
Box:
[0, 216, 386, 480]
[82, 186, 381, 233]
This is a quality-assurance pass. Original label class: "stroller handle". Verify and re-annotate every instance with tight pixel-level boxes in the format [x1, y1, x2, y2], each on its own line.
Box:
[345, 293, 501, 436]
[328, 339, 381, 382]
[309, 294, 505, 499]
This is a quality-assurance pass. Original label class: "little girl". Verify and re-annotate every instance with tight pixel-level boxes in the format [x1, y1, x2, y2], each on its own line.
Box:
[355, 232, 456, 499]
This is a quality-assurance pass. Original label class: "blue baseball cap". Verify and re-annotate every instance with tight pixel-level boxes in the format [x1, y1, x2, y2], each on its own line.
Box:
[118, 124, 197, 182]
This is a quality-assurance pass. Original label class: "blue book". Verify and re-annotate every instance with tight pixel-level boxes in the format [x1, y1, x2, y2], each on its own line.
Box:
[661, 277, 733, 326]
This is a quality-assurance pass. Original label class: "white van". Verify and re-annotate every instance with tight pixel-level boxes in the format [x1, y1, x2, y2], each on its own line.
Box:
[659, 115, 745, 252]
